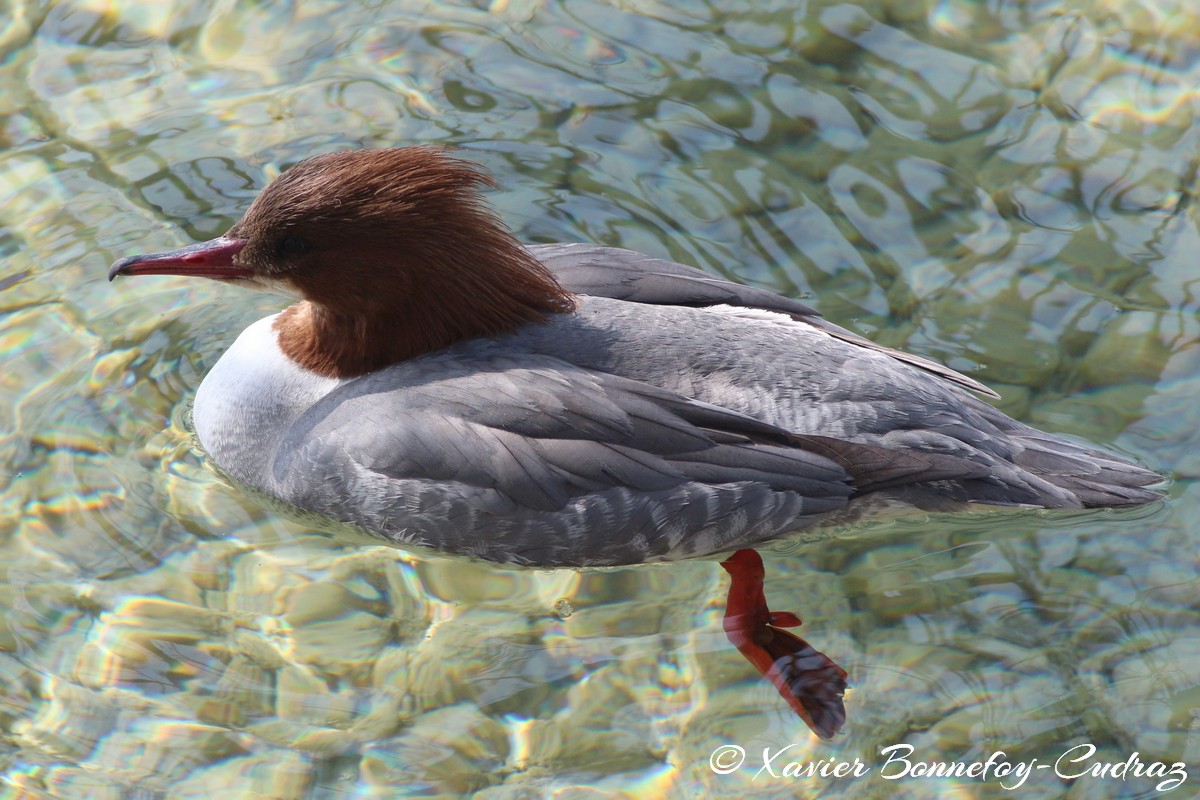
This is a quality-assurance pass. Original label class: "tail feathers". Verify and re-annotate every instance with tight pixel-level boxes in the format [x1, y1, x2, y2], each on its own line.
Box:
[1012, 433, 1162, 508]
[789, 429, 1162, 510]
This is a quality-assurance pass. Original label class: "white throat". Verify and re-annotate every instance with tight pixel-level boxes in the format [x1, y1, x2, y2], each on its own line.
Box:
[192, 314, 344, 487]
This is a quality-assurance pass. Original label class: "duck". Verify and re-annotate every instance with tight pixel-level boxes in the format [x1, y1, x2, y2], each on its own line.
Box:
[108, 147, 1162, 567]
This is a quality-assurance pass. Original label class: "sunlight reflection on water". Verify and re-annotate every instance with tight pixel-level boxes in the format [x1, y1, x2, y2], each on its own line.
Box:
[0, 0, 1197, 796]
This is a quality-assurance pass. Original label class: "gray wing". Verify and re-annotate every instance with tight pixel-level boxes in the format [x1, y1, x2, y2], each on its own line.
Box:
[531, 242, 999, 398]
[266, 353, 980, 565]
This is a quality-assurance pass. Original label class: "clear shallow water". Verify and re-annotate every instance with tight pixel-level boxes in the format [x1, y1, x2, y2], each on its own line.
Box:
[0, 0, 1197, 797]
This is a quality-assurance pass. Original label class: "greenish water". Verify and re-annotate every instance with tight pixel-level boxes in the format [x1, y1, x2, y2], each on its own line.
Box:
[1, 0, 1197, 797]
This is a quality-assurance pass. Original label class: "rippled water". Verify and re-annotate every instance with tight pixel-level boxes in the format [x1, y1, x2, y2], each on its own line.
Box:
[1, 0, 1197, 797]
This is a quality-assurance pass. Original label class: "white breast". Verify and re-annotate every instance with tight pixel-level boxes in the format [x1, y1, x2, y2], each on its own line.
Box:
[193, 314, 345, 489]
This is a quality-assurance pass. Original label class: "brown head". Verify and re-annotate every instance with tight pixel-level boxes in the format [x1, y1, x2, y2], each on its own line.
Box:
[109, 147, 578, 377]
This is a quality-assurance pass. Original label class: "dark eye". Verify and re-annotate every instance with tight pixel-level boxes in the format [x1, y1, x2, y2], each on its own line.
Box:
[279, 236, 311, 255]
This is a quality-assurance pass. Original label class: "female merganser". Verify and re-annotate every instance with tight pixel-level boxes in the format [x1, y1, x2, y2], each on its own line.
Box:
[109, 147, 1161, 566]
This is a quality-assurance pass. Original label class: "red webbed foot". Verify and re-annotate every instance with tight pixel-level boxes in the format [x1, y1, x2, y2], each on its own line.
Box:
[720, 549, 848, 739]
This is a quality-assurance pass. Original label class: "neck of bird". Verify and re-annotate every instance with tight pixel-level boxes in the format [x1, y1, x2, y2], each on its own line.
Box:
[272, 249, 578, 378]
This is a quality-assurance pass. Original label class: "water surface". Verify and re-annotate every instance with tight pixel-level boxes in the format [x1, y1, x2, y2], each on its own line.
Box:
[0, 0, 1197, 797]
